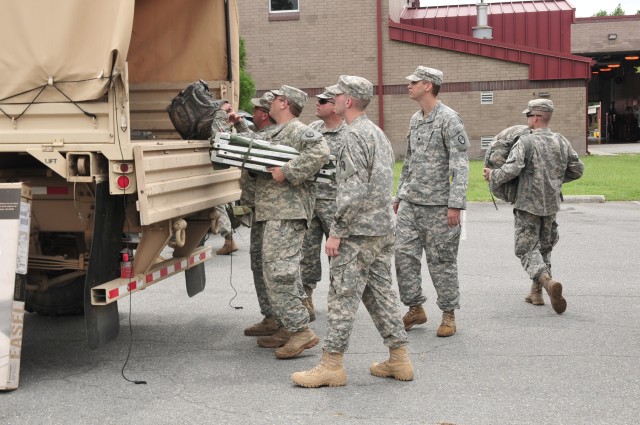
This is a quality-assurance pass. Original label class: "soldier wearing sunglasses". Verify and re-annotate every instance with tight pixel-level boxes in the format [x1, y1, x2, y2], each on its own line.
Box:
[299, 87, 348, 322]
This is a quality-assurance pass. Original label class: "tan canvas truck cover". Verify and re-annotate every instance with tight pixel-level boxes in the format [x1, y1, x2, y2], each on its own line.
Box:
[0, 0, 239, 110]
[0, 0, 132, 105]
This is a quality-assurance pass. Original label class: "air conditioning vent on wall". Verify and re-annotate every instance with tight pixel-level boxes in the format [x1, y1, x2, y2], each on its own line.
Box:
[481, 136, 493, 150]
[481, 91, 494, 104]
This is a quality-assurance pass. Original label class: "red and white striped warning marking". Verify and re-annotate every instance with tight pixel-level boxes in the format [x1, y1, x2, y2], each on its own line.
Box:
[31, 186, 70, 196]
[104, 249, 212, 302]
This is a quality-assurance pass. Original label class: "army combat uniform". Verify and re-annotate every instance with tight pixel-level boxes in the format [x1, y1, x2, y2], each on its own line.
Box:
[323, 113, 407, 353]
[253, 118, 329, 334]
[489, 128, 584, 283]
[240, 124, 279, 330]
[395, 100, 469, 313]
[292, 75, 412, 389]
[300, 118, 348, 296]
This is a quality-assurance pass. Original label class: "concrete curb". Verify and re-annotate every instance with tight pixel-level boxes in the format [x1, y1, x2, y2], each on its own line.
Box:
[493, 194, 606, 204]
[562, 195, 606, 203]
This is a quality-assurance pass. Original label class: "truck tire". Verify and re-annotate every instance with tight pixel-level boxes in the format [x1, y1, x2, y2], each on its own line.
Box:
[25, 277, 85, 316]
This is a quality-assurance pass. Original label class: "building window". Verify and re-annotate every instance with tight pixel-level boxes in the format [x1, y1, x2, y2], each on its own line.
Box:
[269, 0, 300, 21]
[270, 0, 299, 13]
[480, 136, 493, 150]
[481, 91, 494, 105]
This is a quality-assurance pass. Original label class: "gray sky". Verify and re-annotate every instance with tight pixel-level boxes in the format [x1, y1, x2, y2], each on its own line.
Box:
[418, 1, 640, 17]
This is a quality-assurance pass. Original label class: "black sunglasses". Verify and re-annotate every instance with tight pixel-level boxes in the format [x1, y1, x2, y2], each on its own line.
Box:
[526, 113, 542, 118]
[318, 98, 335, 105]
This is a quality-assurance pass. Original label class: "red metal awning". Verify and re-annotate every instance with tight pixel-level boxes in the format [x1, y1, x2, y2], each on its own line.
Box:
[389, 19, 591, 80]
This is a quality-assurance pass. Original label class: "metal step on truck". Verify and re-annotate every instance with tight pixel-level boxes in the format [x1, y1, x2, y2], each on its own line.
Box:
[0, 0, 242, 389]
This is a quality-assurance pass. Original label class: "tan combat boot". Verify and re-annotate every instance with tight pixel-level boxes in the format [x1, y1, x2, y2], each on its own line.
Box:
[539, 272, 567, 314]
[292, 351, 346, 388]
[403, 305, 427, 331]
[275, 328, 319, 359]
[244, 317, 279, 336]
[436, 310, 456, 337]
[303, 298, 316, 322]
[216, 234, 239, 255]
[524, 280, 545, 305]
[304, 285, 315, 311]
[257, 327, 291, 348]
[370, 346, 414, 381]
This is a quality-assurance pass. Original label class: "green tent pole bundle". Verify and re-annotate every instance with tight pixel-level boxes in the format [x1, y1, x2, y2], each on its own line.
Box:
[210, 132, 336, 183]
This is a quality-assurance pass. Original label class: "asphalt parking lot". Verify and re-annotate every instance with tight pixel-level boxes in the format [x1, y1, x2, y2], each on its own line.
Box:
[1, 201, 639, 425]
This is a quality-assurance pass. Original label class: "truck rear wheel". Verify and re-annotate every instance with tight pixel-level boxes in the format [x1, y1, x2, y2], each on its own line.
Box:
[25, 277, 85, 316]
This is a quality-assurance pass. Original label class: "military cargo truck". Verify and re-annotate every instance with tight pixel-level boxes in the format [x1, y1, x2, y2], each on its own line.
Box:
[0, 0, 242, 356]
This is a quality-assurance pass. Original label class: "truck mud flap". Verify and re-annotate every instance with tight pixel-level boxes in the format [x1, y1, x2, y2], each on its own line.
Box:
[84, 182, 126, 349]
[185, 262, 205, 297]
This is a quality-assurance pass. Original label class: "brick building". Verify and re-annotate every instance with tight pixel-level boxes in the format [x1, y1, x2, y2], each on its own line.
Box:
[238, 0, 640, 159]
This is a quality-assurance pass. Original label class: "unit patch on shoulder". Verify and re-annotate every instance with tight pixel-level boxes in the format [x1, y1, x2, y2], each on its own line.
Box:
[301, 128, 322, 142]
[458, 135, 466, 145]
[337, 149, 357, 181]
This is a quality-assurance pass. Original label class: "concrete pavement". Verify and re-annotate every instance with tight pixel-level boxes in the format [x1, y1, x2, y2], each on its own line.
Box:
[1, 202, 639, 425]
[587, 141, 640, 156]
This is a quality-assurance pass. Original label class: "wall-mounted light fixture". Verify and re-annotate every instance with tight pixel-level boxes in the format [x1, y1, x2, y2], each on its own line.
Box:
[538, 91, 550, 98]
[599, 68, 612, 72]
[607, 63, 621, 68]
[624, 55, 639, 61]
[608, 34, 617, 40]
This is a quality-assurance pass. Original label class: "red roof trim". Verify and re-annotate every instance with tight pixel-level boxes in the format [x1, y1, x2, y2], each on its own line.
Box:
[388, 19, 591, 81]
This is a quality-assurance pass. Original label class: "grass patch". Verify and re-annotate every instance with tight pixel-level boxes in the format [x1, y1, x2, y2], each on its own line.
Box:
[393, 154, 640, 202]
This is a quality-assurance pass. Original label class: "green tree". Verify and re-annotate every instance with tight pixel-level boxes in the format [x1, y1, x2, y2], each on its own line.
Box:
[594, 3, 625, 16]
[612, 4, 625, 15]
[238, 38, 256, 113]
[593, 3, 628, 16]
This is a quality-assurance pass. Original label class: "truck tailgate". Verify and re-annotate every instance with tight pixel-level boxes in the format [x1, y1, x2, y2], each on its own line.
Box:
[133, 140, 240, 225]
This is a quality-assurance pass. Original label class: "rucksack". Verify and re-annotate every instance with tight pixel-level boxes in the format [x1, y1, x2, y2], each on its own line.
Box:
[484, 125, 533, 204]
[166, 80, 227, 140]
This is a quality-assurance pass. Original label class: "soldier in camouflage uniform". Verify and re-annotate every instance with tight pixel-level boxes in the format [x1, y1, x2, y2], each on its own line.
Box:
[242, 85, 329, 359]
[292, 76, 412, 388]
[210, 101, 241, 255]
[395, 66, 469, 337]
[483, 99, 584, 314]
[300, 87, 348, 322]
[227, 92, 284, 337]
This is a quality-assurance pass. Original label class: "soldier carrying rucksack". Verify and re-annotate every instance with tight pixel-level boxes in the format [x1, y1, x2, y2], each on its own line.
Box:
[483, 99, 584, 314]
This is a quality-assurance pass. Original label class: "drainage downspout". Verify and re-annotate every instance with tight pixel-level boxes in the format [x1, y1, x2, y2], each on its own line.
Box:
[376, 0, 385, 130]
[225, 0, 233, 82]
[585, 82, 590, 155]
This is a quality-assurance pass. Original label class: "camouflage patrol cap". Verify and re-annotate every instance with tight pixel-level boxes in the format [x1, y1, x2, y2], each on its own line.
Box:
[325, 84, 342, 96]
[336, 75, 374, 101]
[316, 87, 336, 100]
[405, 66, 444, 86]
[250, 91, 275, 111]
[270, 85, 308, 109]
[522, 99, 555, 114]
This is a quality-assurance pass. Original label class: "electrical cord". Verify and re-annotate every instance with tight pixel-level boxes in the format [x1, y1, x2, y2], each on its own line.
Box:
[112, 87, 146, 385]
[121, 292, 146, 385]
[227, 246, 243, 310]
